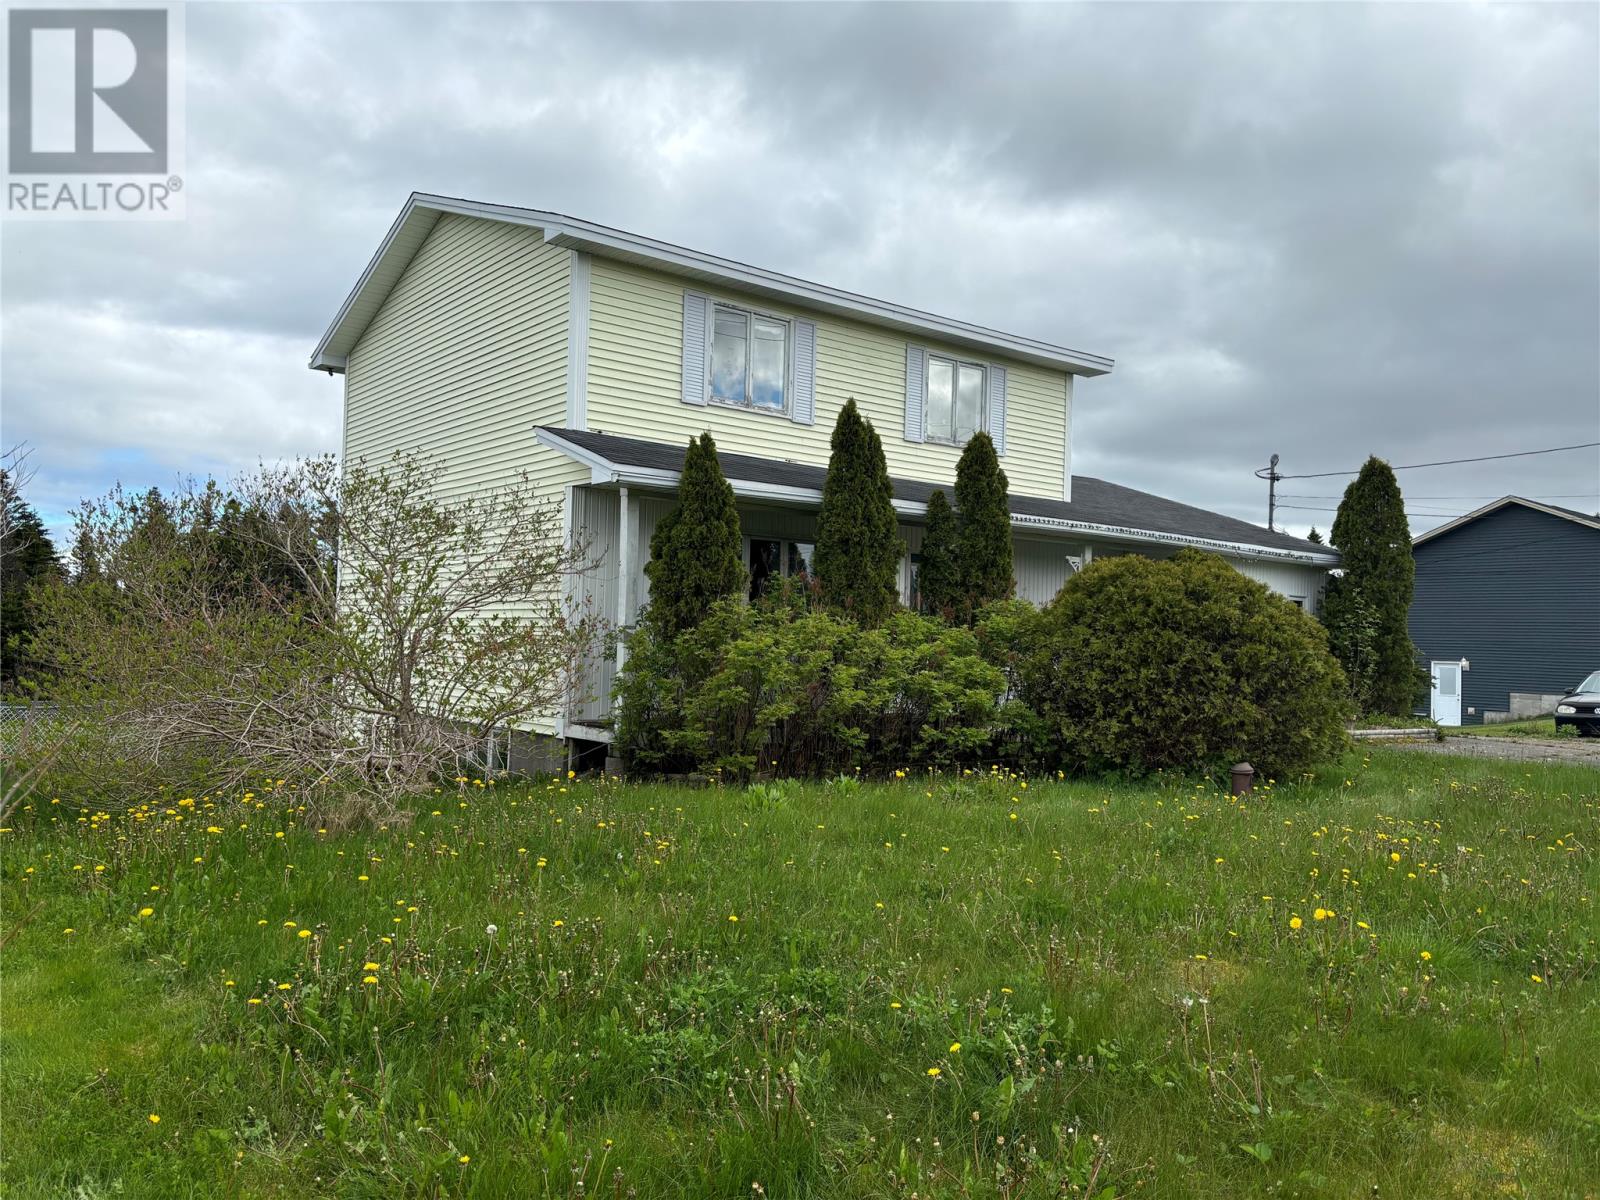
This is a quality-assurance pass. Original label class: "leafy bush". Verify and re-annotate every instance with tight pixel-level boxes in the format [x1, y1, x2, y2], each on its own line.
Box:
[973, 598, 1054, 767]
[615, 600, 1004, 779]
[28, 454, 598, 814]
[1017, 550, 1349, 778]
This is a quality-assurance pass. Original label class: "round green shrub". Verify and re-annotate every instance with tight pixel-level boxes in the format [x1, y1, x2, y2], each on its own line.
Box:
[1018, 550, 1349, 778]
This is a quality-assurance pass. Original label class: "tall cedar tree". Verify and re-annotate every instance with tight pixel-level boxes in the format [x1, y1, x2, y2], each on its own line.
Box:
[0, 471, 62, 686]
[1327, 457, 1422, 715]
[1306, 527, 1324, 545]
[644, 433, 745, 636]
[953, 431, 1014, 618]
[814, 399, 901, 626]
[917, 489, 960, 618]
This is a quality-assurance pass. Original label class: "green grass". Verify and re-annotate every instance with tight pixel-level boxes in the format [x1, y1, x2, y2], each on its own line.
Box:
[1453, 717, 1563, 739]
[3, 750, 1597, 1198]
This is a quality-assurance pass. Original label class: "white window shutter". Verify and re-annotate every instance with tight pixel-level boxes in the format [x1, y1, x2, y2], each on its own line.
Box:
[681, 291, 710, 406]
[904, 345, 926, 442]
[790, 319, 816, 425]
[987, 365, 1007, 455]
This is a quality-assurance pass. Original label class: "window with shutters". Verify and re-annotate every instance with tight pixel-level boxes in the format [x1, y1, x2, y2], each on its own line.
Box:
[709, 302, 790, 415]
[924, 353, 986, 446]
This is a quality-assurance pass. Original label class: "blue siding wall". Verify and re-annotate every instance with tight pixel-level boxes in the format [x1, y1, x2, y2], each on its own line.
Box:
[1408, 504, 1600, 724]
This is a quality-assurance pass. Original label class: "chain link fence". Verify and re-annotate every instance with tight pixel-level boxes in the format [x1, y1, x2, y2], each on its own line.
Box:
[0, 702, 62, 755]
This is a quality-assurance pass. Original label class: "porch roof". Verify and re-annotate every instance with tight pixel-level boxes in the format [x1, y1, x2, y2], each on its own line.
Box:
[536, 427, 1338, 567]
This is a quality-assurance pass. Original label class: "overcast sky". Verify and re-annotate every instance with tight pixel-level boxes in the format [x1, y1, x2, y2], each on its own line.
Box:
[4, 1, 1598, 548]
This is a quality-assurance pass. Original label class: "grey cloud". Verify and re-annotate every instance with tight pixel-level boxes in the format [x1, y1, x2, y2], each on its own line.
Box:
[2, 1, 1595, 546]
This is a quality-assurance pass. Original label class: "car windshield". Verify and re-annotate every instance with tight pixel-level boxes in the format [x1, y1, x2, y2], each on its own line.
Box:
[1577, 670, 1600, 694]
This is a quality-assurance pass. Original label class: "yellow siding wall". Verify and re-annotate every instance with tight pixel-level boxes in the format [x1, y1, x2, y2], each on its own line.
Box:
[585, 257, 1071, 500]
[344, 213, 571, 492]
[341, 213, 589, 736]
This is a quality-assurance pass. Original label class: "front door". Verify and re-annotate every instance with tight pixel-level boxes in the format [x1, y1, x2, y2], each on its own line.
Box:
[1431, 661, 1462, 726]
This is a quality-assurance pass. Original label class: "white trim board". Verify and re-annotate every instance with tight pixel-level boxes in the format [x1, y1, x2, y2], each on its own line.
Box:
[565, 249, 591, 430]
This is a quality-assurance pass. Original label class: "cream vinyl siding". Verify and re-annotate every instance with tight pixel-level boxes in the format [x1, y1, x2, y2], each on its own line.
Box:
[1225, 557, 1329, 615]
[586, 257, 1071, 500]
[343, 213, 571, 492]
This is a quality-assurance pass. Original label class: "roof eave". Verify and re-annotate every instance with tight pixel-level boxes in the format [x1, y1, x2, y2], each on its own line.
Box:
[310, 193, 1115, 377]
[534, 428, 1337, 568]
[1414, 495, 1600, 545]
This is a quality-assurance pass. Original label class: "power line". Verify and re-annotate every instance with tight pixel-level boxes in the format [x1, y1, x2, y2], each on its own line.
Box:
[1277, 490, 1599, 502]
[1278, 441, 1600, 480]
[1274, 503, 1473, 517]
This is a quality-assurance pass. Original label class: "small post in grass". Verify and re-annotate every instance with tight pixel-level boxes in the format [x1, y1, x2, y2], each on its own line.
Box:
[1230, 762, 1255, 797]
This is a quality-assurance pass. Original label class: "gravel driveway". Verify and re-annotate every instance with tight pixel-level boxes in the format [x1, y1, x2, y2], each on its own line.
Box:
[1389, 734, 1600, 768]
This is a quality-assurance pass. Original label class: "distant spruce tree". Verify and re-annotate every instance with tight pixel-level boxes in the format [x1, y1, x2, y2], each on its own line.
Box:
[917, 489, 960, 619]
[1306, 527, 1324, 545]
[644, 433, 745, 636]
[953, 431, 1014, 619]
[70, 525, 101, 583]
[814, 399, 901, 627]
[0, 470, 62, 687]
[1326, 457, 1423, 715]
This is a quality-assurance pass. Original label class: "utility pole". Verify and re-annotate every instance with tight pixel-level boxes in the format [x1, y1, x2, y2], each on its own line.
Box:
[1254, 453, 1282, 531]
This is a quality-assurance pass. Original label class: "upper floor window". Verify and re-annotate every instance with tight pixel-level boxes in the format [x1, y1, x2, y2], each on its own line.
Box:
[924, 354, 986, 445]
[710, 303, 789, 414]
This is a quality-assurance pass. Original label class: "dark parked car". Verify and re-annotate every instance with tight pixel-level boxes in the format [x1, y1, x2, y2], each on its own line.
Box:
[1555, 670, 1600, 736]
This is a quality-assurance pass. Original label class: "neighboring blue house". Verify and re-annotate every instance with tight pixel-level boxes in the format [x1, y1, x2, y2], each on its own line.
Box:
[1408, 497, 1600, 726]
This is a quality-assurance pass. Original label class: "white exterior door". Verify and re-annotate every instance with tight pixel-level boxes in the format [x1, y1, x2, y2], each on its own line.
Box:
[1431, 661, 1462, 726]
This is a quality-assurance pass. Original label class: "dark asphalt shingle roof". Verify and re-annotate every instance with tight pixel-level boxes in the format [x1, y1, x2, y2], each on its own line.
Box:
[541, 426, 1333, 559]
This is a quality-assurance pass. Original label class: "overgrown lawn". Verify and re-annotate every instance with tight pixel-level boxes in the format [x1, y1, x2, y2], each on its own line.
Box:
[3, 750, 1596, 1197]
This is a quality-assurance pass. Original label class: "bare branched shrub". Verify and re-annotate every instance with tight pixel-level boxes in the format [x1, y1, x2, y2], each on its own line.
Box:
[30, 453, 602, 814]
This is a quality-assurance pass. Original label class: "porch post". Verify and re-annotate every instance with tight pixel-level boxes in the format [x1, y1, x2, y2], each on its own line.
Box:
[615, 487, 633, 676]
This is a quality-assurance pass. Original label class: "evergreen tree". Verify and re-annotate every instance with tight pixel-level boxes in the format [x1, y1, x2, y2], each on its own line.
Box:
[1325, 457, 1422, 715]
[644, 433, 745, 636]
[0, 470, 62, 686]
[917, 489, 960, 619]
[1306, 527, 1324, 545]
[70, 525, 101, 583]
[953, 431, 1013, 618]
[814, 399, 901, 626]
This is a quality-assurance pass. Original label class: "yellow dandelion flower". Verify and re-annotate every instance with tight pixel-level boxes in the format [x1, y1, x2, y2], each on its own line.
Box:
[362, 975, 378, 985]
[1530, 974, 1544, 984]
[1420, 950, 1432, 961]
[1313, 908, 1329, 921]
[458, 1154, 470, 1164]
[277, 982, 292, 990]
[138, 907, 154, 918]
[148, 1113, 160, 1124]
[363, 961, 380, 971]
[949, 1041, 962, 1053]
[297, 929, 312, 939]
[1289, 916, 1303, 930]
[926, 1066, 941, 1077]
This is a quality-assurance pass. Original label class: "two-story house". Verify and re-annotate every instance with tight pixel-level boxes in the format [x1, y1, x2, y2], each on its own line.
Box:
[311, 193, 1335, 759]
